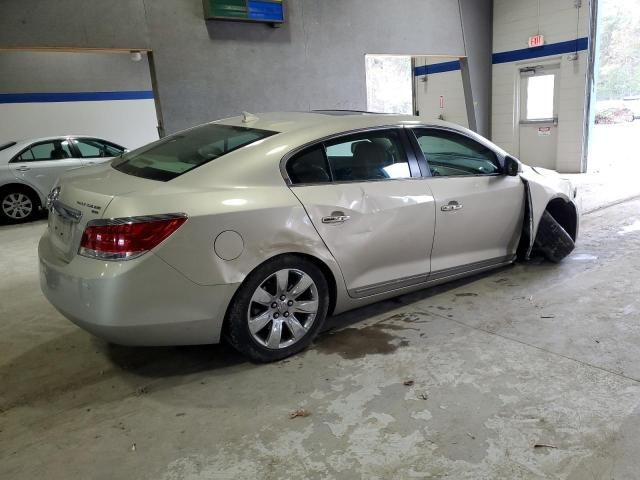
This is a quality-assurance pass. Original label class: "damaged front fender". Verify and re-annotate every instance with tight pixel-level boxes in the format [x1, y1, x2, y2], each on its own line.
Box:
[519, 165, 580, 259]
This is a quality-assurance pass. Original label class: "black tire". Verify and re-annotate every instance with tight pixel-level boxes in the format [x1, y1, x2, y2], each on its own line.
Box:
[0, 186, 41, 224]
[534, 210, 575, 263]
[225, 255, 330, 363]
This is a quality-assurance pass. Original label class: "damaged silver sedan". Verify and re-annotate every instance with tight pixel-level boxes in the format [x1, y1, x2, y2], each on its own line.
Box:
[39, 111, 579, 362]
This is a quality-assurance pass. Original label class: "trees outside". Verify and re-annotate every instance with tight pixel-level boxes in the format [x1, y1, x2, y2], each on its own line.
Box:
[597, 0, 640, 100]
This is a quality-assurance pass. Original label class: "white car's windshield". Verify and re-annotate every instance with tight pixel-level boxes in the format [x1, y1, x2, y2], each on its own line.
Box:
[112, 124, 276, 181]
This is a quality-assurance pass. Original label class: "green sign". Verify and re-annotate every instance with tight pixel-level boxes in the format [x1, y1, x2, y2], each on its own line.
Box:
[204, 0, 285, 23]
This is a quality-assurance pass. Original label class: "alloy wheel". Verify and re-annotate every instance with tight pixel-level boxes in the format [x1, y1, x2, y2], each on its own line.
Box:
[1, 192, 33, 220]
[247, 268, 319, 349]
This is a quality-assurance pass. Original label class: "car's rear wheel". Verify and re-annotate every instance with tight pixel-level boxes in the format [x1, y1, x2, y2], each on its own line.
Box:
[534, 210, 575, 262]
[225, 255, 329, 362]
[0, 187, 40, 224]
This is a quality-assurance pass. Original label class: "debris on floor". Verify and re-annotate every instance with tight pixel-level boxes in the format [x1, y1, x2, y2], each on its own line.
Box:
[403, 379, 415, 386]
[289, 408, 310, 419]
[135, 385, 149, 396]
[418, 393, 428, 400]
[534, 443, 557, 449]
[130, 443, 137, 452]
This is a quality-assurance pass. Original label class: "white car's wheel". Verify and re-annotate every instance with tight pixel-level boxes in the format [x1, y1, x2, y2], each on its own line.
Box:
[225, 255, 329, 362]
[0, 188, 40, 224]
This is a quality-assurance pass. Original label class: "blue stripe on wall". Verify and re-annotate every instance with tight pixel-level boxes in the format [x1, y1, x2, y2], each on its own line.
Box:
[0, 90, 155, 104]
[492, 37, 589, 64]
[414, 37, 590, 76]
[414, 60, 461, 76]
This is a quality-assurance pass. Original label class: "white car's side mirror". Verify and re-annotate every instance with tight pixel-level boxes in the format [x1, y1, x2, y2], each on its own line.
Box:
[504, 156, 520, 176]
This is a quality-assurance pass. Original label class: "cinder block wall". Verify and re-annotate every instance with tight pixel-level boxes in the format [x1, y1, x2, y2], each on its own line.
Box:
[0, 0, 493, 136]
[491, 0, 591, 172]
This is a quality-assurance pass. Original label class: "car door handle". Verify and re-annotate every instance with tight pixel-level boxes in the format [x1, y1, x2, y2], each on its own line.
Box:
[322, 212, 351, 224]
[441, 201, 463, 212]
[15, 166, 30, 172]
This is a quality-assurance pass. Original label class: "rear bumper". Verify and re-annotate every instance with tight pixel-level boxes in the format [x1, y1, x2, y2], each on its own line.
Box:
[38, 232, 239, 346]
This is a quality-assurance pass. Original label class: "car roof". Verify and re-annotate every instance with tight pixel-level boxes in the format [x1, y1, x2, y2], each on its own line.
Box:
[213, 111, 469, 137]
[5, 135, 110, 150]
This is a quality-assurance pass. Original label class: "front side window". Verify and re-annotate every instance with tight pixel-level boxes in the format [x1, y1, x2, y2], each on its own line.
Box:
[413, 129, 500, 176]
[13, 140, 73, 162]
[112, 124, 276, 181]
[325, 130, 411, 182]
[74, 139, 124, 158]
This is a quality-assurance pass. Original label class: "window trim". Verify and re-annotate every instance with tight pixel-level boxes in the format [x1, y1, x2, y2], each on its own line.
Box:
[9, 138, 75, 163]
[406, 126, 505, 179]
[281, 126, 422, 186]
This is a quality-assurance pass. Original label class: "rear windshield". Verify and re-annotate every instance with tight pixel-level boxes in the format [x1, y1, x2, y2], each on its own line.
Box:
[112, 124, 277, 181]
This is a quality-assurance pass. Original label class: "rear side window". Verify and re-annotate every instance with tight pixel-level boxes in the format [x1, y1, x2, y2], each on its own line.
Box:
[325, 130, 411, 181]
[112, 124, 276, 181]
[286, 129, 412, 185]
[73, 138, 125, 158]
[13, 140, 73, 162]
[286, 146, 331, 184]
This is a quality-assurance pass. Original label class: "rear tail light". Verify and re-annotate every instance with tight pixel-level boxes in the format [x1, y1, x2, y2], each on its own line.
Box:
[79, 214, 187, 261]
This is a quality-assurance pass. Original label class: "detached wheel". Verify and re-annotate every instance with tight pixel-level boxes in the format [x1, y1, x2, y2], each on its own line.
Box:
[534, 210, 575, 263]
[225, 255, 329, 362]
[0, 188, 40, 224]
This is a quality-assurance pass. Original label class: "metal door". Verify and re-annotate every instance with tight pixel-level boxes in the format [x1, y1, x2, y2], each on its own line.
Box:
[518, 65, 560, 169]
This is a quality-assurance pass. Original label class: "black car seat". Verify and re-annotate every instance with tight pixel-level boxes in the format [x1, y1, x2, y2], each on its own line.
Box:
[50, 146, 69, 159]
[351, 142, 389, 180]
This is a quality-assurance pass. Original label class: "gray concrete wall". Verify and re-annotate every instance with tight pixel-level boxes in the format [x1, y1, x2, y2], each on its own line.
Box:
[460, 0, 493, 138]
[0, 0, 492, 134]
[0, 51, 152, 93]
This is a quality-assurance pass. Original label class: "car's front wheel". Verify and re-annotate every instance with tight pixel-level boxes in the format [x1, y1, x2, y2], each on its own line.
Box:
[225, 255, 329, 362]
[0, 187, 40, 224]
[535, 210, 575, 262]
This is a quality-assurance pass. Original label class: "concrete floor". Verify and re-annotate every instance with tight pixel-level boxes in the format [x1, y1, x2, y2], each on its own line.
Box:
[2, 198, 640, 479]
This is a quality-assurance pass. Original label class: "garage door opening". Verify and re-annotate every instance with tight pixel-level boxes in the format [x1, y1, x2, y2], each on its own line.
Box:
[0, 48, 163, 151]
[590, 0, 640, 176]
[365, 54, 474, 130]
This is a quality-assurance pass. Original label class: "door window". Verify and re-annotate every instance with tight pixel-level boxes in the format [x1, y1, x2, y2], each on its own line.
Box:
[413, 129, 500, 176]
[73, 138, 124, 158]
[526, 74, 555, 120]
[13, 140, 73, 162]
[325, 130, 411, 181]
[286, 146, 331, 184]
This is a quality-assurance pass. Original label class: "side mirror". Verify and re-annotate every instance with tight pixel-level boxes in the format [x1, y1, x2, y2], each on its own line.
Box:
[504, 156, 520, 176]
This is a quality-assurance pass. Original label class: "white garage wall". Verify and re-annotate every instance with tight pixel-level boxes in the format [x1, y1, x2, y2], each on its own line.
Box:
[0, 99, 158, 149]
[414, 57, 469, 128]
[0, 51, 159, 149]
[492, 0, 591, 172]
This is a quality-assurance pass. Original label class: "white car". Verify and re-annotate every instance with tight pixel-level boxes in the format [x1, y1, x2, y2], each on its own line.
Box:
[39, 112, 579, 362]
[0, 136, 126, 223]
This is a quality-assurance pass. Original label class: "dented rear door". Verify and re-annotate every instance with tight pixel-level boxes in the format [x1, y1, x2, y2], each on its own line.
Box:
[291, 180, 435, 298]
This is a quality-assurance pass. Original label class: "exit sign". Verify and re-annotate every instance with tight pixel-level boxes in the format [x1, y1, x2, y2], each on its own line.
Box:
[528, 35, 545, 48]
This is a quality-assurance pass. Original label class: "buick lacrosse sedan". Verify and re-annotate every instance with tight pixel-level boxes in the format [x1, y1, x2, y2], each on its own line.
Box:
[39, 112, 578, 362]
